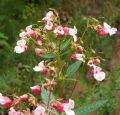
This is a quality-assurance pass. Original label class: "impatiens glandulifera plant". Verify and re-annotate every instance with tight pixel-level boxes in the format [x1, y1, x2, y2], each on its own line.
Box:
[0, 10, 117, 114]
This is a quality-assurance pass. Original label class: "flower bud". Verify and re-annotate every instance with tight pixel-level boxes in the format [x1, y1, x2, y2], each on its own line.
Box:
[35, 48, 44, 55]
[76, 45, 84, 52]
[55, 103, 64, 113]
[71, 54, 85, 62]
[41, 68, 49, 75]
[20, 94, 29, 101]
[35, 40, 42, 46]
[98, 28, 108, 37]
[2, 96, 13, 108]
[24, 45, 29, 52]
[30, 85, 41, 95]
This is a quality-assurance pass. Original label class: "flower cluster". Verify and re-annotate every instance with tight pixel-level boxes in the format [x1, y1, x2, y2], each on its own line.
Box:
[0, 83, 75, 115]
[43, 11, 77, 41]
[96, 22, 117, 37]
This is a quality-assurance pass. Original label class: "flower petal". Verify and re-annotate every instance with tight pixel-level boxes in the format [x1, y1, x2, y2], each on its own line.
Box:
[65, 110, 75, 115]
[94, 71, 105, 81]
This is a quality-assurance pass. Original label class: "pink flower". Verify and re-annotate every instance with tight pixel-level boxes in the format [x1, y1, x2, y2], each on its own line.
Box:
[44, 21, 54, 31]
[63, 27, 69, 35]
[19, 31, 27, 38]
[94, 71, 105, 81]
[30, 85, 41, 95]
[87, 65, 105, 81]
[35, 40, 42, 46]
[55, 99, 75, 115]
[0, 93, 12, 108]
[103, 22, 117, 36]
[33, 61, 49, 75]
[71, 53, 85, 62]
[14, 39, 27, 54]
[62, 99, 75, 115]
[69, 26, 77, 42]
[20, 94, 29, 101]
[35, 48, 44, 56]
[98, 28, 108, 37]
[33, 105, 46, 115]
[26, 25, 37, 39]
[53, 26, 64, 37]
[98, 22, 117, 37]
[42, 11, 54, 21]
[8, 108, 22, 115]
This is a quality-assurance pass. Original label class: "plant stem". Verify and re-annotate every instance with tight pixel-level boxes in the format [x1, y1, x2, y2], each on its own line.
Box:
[81, 19, 89, 40]
[47, 90, 51, 108]
[56, 39, 64, 98]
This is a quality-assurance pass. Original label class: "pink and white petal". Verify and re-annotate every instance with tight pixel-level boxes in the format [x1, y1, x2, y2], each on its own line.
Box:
[73, 35, 77, 42]
[94, 72, 105, 81]
[14, 46, 25, 54]
[109, 28, 117, 36]
[33, 66, 42, 72]
[19, 31, 27, 38]
[0, 96, 5, 105]
[38, 61, 46, 69]
[34, 105, 46, 115]
[26, 25, 32, 31]
[65, 110, 75, 115]
[103, 22, 111, 30]
[68, 99, 75, 109]
[17, 39, 26, 46]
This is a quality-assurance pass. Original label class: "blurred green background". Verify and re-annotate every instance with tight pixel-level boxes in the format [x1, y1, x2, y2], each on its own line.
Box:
[1, 0, 120, 114]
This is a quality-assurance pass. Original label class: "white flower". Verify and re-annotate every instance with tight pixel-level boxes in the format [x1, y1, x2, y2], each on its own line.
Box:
[71, 53, 85, 62]
[44, 21, 54, 30]
[33, 61, 49, 75]
[33, 61, 46, 72]
[14, 39, 27, 54]
[42, 11, 54, 21]
[63, 99, 75, 115]
[53, 26, 64, 36]
[103, 22, 117, 36]
[0, 93, 5, 105]
[14, 46, 25, 54]
[69, 26, 77, 42]
[65, 110, 75, 115]
[26, 25, 32, 30]
[94, 71, 105, 81]
[16, 39, 26, 46]
[34, 105, 46, 115]
[19, 31, 27, 38]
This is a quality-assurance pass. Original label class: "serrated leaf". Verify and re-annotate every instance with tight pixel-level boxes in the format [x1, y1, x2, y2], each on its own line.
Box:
[66, 61, 82, 77]
[60, 39, 71, 51]
[41, 53, 56, 59]
[75, 100, 107, 115]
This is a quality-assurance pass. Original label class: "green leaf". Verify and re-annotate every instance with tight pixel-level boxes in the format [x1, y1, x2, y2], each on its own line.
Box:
[75, 100, 107, 115]
[60, 39, 71, 51]
[41, 87, 55, 105]
[41, 87, 48, 105]
[0, 32, 8, 40]
[41, 53, 56, 59]
[66, 61, 82, 77]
